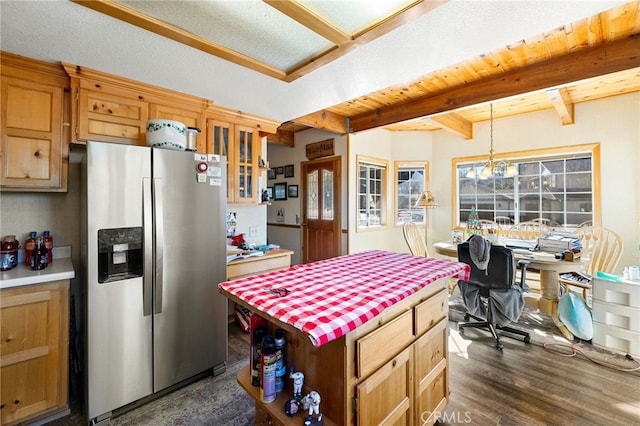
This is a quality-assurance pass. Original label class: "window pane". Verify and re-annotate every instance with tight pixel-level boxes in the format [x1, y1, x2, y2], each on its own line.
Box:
[396, 166, 425, 224]
[455, 151, 594, 227]
[358, 161, 387, 228]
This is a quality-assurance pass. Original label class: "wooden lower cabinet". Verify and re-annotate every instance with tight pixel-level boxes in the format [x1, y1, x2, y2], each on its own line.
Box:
[0, 281, 70, 425]
[232, 280, 450, 425]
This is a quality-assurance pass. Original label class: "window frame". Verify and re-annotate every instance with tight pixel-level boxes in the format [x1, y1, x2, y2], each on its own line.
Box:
[451, 143, 601, 229]
[357, 154, 388, 231]
[394, 161, 429, 226]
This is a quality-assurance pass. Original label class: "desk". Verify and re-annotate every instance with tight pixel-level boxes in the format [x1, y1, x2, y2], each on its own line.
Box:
[219, 250, 470, 425]
[433, 241, 584, 340]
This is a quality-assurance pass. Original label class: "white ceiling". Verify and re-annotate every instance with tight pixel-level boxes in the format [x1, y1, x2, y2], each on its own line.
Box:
[0, 1, 627, 124]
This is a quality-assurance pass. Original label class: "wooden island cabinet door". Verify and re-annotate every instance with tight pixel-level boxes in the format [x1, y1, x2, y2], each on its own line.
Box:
[356, 346, 413, 425]
[1, 77, 65, 191]
[0, 281, 69, 425]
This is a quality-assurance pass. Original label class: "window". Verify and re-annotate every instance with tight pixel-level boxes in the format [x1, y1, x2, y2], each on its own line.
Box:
[357, 155, 388, 229]
[453, 144, 600, 228]
[395, 161, 428, 225]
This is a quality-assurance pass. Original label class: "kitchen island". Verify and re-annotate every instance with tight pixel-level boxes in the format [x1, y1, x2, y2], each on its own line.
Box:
[219, 250, 470, 425]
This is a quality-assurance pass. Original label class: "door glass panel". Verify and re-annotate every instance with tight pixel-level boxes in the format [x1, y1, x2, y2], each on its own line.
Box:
[307, 170, 319, 219]
[323, 169, 334, 220]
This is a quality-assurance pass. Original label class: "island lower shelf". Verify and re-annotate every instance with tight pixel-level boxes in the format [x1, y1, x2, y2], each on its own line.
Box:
[236, 364, 337, 426]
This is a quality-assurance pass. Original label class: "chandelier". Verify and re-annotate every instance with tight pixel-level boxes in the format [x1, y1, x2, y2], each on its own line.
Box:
[465, 103, 518, 180]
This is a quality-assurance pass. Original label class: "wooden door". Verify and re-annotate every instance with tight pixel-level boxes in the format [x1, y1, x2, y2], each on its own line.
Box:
[302, 157, 341, 263]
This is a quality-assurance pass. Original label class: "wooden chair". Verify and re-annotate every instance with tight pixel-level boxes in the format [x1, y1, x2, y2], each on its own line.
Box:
[559, 226, 623, 303]
[403, 222, 429, 257]
[506, 221, 552, 292]
[506, 221, 552, 240]
[479, 219, 503, 237]
[531, 218, 552, 226]
[494, 216, 513, 227]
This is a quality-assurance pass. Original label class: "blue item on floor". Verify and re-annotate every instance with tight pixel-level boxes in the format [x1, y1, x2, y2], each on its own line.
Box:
[558, 292, 593, 341]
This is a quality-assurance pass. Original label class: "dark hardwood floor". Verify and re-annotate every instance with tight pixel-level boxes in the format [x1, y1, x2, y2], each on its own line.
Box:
[440, 323, 640, 426]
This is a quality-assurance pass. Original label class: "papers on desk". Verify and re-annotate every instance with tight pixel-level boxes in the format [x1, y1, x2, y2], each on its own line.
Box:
[504, 238, 538, 250]
[537, 233, 582, 252]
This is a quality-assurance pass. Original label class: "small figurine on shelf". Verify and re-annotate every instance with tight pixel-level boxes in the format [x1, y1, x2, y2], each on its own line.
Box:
[261, 189, 270, 203]
[305, 390, 322, 425]
[290, 369, 304, 398]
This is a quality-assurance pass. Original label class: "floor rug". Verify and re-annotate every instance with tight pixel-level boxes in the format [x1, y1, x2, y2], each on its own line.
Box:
[111, 360, 255, 426]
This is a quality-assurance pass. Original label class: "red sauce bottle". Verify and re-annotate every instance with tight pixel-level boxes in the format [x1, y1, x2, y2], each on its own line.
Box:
[24, 231, 37, 266]
[43, 231, 53, 264]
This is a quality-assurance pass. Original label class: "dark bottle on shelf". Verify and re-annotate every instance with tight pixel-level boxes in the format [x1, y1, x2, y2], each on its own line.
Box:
[31, 237, 48, 270]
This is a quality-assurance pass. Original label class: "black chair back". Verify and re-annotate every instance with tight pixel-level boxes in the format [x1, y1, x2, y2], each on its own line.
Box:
[457, 241, 516, 291]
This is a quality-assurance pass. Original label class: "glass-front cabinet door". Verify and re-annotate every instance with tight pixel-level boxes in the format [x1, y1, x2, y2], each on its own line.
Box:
[235, 125, 257, 204]
[206, 118, 259, 204]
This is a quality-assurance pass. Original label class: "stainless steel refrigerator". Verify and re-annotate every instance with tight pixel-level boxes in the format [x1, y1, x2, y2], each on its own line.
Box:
[81, 141, 227, 424]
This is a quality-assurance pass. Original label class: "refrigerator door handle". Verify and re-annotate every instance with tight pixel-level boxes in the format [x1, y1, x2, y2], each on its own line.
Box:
[153, 177, 164, 314]
[143, 177, 153, 317]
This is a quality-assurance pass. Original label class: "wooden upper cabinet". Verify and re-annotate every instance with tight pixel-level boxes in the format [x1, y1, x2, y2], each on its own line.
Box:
[62, 63, 209, 147]
[206, 118, 262, 204]
[0, 52, 69, 192]
[76, 87, 148, 145]
[206, 107, 279, 205]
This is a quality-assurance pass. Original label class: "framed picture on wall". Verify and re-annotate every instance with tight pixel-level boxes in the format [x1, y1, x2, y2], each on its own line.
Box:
[274, 182, 287, 200]
[266, 187, 273, 199]
[288, 184, 298, 198]
[284, 164, 294, 178]
[268, 168, 276, 180]
[276, 166, 284, 175]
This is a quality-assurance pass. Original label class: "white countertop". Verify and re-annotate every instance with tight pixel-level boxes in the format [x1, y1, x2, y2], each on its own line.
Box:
[0, 246, 75, 289]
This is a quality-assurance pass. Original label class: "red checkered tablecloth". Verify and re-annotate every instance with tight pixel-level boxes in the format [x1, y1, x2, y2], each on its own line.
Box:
[219, 249, 470, 347]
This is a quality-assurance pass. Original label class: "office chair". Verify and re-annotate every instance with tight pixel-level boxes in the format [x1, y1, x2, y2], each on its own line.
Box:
[457, 237, 531, 350]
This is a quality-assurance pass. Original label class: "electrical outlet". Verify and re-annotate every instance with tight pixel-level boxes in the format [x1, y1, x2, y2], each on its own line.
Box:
[249, 226, 259, 237]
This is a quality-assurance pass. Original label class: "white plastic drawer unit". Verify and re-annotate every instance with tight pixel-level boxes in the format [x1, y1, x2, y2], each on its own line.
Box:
[592, 277, 640, 307]
[592, 323, 640, 358]
[592, 300, 640, 332]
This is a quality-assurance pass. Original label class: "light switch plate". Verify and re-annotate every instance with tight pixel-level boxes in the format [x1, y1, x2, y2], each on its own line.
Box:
[249, 226, 259, 237]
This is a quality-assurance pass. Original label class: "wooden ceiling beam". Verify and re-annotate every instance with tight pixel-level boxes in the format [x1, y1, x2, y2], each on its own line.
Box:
[428, 113, 473, 139]
[350, 35, 640, 132]
[546, 87, 575, 125]
[263, 0, 351, 45]
[293, 110, 349, 134]
[266, 129, 295, 147]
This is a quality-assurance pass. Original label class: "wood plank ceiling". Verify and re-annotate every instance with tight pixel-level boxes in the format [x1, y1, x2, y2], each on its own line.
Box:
[279, 0, 640, 142]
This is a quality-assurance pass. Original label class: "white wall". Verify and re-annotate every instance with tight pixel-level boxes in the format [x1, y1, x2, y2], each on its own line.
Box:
[347, 128, 434, 254]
